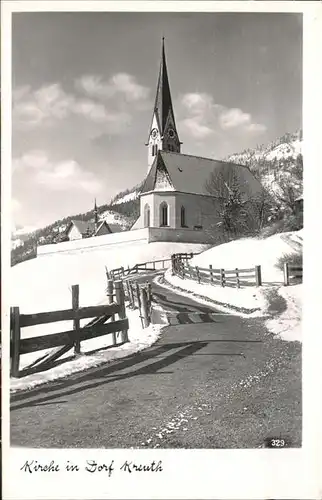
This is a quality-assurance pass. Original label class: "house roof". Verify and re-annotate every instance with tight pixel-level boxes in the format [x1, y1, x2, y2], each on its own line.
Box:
[141, 150, 263, 198]
[70, 220, 96, 236]
[101, 222, 123, 233]
[67, 219, 122, 236]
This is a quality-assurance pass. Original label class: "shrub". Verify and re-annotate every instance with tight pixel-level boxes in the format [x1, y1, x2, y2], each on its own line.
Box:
[259, 213, 303, 238]
[276, 252, 303, 272]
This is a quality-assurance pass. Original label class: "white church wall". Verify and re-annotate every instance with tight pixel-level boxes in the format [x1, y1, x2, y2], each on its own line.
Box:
[37, 228, 150, 256]
[148, 227, 218, 244]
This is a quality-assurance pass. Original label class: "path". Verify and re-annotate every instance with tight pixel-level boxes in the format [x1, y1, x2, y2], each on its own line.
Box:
[10, 276, 301, 448]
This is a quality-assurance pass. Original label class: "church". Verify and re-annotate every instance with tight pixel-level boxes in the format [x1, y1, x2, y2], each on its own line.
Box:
[131, 39, 263, 244]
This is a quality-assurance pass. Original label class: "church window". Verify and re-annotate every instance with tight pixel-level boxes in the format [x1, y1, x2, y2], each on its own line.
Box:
[180, 206, 186, 227]
[160, 202, 169, 227]
[144, 204, 150, 227]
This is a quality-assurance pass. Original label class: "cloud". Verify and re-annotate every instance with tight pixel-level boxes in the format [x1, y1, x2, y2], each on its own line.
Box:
[12, 74, 146, 132]
[181, 117, 214, 139]
[13, 150, 103, 194]
[178, 92, 266, 139]
[219, 107, 266, 133]
[75, 73, 150, 102]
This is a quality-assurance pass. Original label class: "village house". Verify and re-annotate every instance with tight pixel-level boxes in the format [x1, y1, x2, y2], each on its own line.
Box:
[65, 201, 122, 241]
[131, 39, 264, 243]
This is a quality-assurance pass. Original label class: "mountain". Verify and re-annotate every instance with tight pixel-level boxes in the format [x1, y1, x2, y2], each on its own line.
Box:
[226, 130, 303, 203]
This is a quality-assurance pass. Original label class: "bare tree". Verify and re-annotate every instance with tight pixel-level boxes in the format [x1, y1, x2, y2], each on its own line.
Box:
[205, 168, 251, 238]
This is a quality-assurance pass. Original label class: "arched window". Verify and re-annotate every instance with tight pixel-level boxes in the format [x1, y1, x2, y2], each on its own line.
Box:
[160, 202, 169, 227]
[181, 206, 186, 227]
[151, 144, 158, 157]
[144, 204, 150, 227]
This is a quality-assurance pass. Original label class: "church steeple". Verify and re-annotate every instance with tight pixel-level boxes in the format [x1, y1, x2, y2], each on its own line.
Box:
[94, 198, 98, 231]
[147, 38, 181, 172]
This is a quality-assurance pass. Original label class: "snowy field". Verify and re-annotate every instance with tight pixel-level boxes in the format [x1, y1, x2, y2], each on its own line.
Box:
[164, 230, 303, 342]
[10, 241, 209, 390]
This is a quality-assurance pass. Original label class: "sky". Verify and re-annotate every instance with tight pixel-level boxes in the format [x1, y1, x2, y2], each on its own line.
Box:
[11, 12, 302, 230]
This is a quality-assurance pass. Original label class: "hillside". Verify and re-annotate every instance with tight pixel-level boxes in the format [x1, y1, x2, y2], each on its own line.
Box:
[226, 130, 302, 202]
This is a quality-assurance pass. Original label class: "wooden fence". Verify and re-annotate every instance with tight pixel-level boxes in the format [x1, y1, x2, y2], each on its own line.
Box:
[122, 279, 152, 329]
[107, 258, 171, 281]
[283, 262, 303, 286]
[171, 253, 262, 288]
[10, 280, 129, 378]
[106, 253, 201, 281]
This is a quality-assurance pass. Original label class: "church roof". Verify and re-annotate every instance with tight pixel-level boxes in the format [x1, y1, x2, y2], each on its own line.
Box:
[141, 150, 262, 198]
[152, 38, 175, 135]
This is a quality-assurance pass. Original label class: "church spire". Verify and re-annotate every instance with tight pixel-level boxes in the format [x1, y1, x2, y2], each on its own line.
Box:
[94, 198, 98, 230]
[154, 37, 174, 134]
[147, 38, 181, 172]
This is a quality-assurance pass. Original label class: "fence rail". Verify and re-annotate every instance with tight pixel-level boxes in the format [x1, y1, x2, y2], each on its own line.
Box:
[171, 253, 262, 288]
[10, 281, 129, 378]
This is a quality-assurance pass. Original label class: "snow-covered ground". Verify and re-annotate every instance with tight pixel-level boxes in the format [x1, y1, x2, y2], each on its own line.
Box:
[191, 229, 302, 284]
[265, 284, 301, 342]
[265, 139, 302, 161]
[111, 190, 140, 205]
[10, 241, 208, 390]
[164, 230, 303, 342]
[98, 209, 131, 228]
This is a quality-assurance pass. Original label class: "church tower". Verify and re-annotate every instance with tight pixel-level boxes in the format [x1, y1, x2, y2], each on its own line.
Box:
[146, 38, 181, 172]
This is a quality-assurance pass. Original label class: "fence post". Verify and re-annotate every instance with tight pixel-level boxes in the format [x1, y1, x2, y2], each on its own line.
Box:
[147, 282, 152, 305]
[124, 279, 130, 302]
[220, 269, 225, 287]
[129, 281, 136, 308]
[196, 266, 201, 284]
[255, 265, 262, 287]
[115, 280, 128, 343]
[283, 262, 289, 286]
[105, 265, 110, 280]
[140, 287, 150, 328]
[125, 280, 132, 308]
[209, 264, 213, 284]
[72, 284, 81, 355]
[10, 306, 21, 378]
[107, 279, 116, 345]
[136, 282, 141, 311]
[236, 268, 240, 289]
[182, 260, 185, 279]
